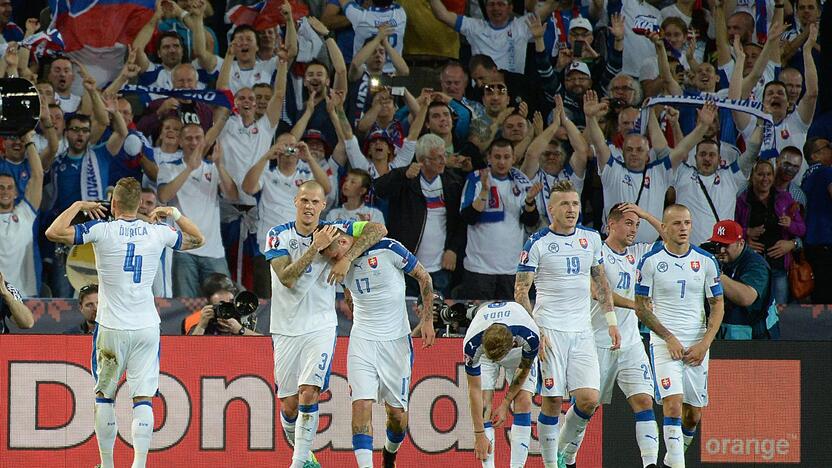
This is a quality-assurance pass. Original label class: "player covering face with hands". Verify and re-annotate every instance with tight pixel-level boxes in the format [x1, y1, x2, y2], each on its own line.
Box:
[462, 301, 541, 468]
[321, 229, 434, 467]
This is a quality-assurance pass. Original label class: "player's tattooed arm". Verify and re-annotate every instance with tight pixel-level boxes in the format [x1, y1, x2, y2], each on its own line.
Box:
[328, 222, 387, 284]
[271, 248, 317, 289]
[180, 233, 205, 250]
[343, 222, 388, 263]
[703, 295, 725, 346]
[634, 296, 674, 340]
[514, 272, 535, 315]
[407, 263, 435, 323]
[590, 264, 614, 313]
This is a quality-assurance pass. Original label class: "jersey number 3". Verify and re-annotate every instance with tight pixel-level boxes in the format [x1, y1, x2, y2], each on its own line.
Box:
[123, 242, 143, 283]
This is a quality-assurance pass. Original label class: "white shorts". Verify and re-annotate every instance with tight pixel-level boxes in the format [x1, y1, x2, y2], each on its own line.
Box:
[348, 335, 413, 409]
[92, 325, 160, 399]
[539, 328, 600, 397]
[650, 341, 709, 407]
[597, 343, 654, 404]
[273, 328, 337, 399]
[480, 347, 539, 395]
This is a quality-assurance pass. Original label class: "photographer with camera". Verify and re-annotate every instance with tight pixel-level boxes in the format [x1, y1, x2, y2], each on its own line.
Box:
[707, 220, 780, 340]
[187, 273, 261, 336]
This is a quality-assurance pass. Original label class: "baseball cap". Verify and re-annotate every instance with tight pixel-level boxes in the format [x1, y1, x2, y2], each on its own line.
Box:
[363, 129, 395, 153]
[569, 17, 593, 32]
[301, 129, 332, 154]
[566, 61, 592, 78]
[709, 220, 744, 244]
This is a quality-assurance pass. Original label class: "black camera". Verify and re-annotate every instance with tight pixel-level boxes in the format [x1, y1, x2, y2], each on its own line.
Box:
[214, 290, 259, 322]
[0, 78, 40, 136]
[699, 241, 722, 257]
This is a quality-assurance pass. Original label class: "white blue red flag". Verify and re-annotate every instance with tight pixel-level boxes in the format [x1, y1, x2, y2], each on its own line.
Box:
[49, 0, 155, 52]
[225, 0, 309, 29]
[20, 28, 65, 60]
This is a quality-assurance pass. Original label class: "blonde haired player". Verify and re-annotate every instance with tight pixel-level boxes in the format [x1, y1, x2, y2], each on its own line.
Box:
[46, 177, 204, 468]
[515, 180, 617, 468]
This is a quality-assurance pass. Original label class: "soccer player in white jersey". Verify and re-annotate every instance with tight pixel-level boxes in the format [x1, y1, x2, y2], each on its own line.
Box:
[321, 232, 435, 468]
[45, 178, 205, 468]
[565, 203, 663, 468]
[264, 180, 386, 468]
[635, 204, 724, 468]
[515, 180, 617, 468]
[462, 301, 540, 468]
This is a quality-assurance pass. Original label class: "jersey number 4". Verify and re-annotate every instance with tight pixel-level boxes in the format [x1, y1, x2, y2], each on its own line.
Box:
[123, 242, 143, 283]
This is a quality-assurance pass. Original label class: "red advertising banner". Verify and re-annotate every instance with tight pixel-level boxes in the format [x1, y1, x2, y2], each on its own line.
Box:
[0, 336, 602, 467]
[701, 359, 801, 463]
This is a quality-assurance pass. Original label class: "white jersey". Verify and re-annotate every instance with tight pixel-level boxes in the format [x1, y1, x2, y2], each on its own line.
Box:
[635, 245, 723, 342]
[325, 204, 385, 223]
[156, 159, 224, 258]
[264, 220, 362, 336]
[73, 218, 182, 330]
[590, 242, 657, 348]
[144, 148, 182, 190]
[255, 164, 315, 252]
[55, 92, 81, 114]
[673, 162, 746, 245]
[740, 111, 811, 181]
[344, 3, 407, 74]
[518, 225, 604, 332]
[462, 301, 540, 377]
[416, 173, 445, 273]
[618, 0, 660, 77]
[599, 148, 673, 243]
[461, 168, 532, 275]
[219, 114, 278, 206]
[0, 200, 37, 297]
[456, 16, 532, 74]
[343, 238, 416, 341]
[213, 56, 278, 94]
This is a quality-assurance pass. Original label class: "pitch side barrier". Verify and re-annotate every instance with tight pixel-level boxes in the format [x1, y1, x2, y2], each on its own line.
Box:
[8, 299, 832, 340]
[1, 336, 830, 467]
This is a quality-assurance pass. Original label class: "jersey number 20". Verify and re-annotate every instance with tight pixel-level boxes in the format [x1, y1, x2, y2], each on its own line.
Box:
[123, 242, 143, 283]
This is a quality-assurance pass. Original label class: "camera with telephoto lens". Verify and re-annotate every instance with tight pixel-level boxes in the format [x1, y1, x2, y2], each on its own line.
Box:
[699, 241, 722, 257]
[430, 294, 477, 336]
[214, 291, 259, 322]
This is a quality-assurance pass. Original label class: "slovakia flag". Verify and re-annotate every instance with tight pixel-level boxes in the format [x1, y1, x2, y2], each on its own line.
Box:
[225, 0, 309, 29]
[20, 28, 65, 60]
[49, 0, 155, 92]
[49, 0, 155, 52]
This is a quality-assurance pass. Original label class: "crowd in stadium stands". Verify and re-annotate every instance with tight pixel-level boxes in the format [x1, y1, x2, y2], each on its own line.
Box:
[0, 0, 831, 314]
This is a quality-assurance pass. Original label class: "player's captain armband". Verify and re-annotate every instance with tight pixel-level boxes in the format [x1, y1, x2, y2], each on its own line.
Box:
[348, 220, 367, 237]
[605, 311, 618, 326]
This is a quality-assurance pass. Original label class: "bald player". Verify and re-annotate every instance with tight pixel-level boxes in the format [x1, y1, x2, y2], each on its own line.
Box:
[263, 180, 386, 468]
[635, 204, 724, 468]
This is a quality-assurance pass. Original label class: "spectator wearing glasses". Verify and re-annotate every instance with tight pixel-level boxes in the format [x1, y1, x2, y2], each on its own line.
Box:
[66, 284, 98, 334]
[801, 137, 832, 304]
[735, 159, 805, 306]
